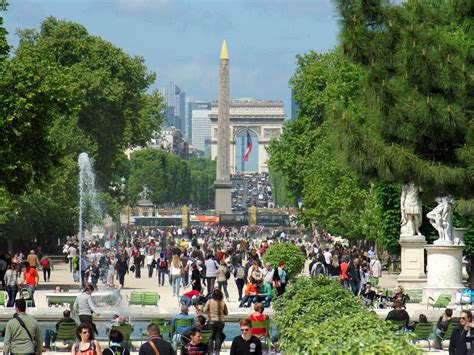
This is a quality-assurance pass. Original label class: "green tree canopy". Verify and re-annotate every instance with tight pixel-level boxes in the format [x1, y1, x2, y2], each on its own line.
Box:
[333, 0, 473, 200]
[12, 16, 163, 190]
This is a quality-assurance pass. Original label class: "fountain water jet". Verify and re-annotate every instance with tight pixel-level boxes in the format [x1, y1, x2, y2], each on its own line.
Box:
[78, 153, 102, 286]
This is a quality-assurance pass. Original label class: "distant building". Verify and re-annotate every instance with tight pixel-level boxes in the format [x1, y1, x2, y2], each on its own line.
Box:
[290, 88, 298, 120]
[210, 98, 285, 173]
[191, 102, 212, 155]
[159, 82, 186, 131]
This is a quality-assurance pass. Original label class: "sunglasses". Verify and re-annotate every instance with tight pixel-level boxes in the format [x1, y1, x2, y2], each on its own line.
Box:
[81, 331, 91, 334]
[461, 317, 468, 320]
[240, 328, 250, 332]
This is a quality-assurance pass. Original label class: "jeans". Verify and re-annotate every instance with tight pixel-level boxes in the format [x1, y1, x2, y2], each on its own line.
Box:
[43, 268, 51, 282]
[147, 265, 154, 278]
[158, 268, 167, 286]
[171, 275, 182, 296]
[6, 285, 18, 307]
[254, 294, 272, 307]
[341, 279, 350, 289]
[44, 328, 56, 348]
[235, 279, 245, 301]
[180, 296, 192, 307]
[239, 295, 256, 307]
[217, 281, 229, 299]
[206, 277, 216, 295]
[208, 321, 225, 353]
[118, 272, 126, 287]
[25, 285, 36, 307]
[350, 280, 360, 295]
[182, 272, 189, 286]
[73, 270, 79, 282]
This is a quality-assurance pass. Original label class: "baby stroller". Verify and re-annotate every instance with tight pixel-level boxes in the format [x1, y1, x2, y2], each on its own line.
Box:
[19, 286, 35, 307]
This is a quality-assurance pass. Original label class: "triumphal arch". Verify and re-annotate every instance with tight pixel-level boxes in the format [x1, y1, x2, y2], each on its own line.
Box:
[210, 99, 285, 173]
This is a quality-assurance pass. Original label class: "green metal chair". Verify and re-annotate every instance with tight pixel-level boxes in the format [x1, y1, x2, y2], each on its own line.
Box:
[143, 292, 159, 307]
[172, 318, 194, 349]
[128, 291, 144, 306]
[251, 319, 272, 354]
[142, 319, 172, 342]
[52, 322, 78, 351]
[441, 322, 459, 345]
[0, 292, 5, 307]
[199, 329, 213, 345]
[411, 322, 433, 350]
[111, 323, 133, 349]
[427, 294, 452, 310]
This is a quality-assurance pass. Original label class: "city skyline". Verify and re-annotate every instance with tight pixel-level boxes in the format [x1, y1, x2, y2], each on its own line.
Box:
[2, 0, 339, 115]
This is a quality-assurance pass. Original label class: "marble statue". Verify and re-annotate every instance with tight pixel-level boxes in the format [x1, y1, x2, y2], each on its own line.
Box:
[400, 182, 423, 237]
[427, 196, 454, 244]
[139, 186, 151, 200]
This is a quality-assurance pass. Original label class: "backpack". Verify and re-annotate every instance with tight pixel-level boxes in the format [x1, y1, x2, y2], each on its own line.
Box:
[41, 258, 50, 268]
[311, 262, 326, 277]
[235, 266, 245, 280]
[159, 258, 166, 268]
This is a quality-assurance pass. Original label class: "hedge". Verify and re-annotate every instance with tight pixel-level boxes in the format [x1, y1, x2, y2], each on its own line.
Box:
[273, 277, 421, 354]
[263, 243, 305, 280]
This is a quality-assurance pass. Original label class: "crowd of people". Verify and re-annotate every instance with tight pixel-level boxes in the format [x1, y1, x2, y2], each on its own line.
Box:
[5, 224, 474, 354]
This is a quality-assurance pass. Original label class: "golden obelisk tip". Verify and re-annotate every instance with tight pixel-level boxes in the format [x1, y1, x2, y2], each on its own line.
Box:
[220, 40, 229, 60]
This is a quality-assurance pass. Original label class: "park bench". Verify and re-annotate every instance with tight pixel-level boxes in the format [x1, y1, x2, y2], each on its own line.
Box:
[427, 294, 452, 310]
[128, 291, 144, 306]
[143, 292, 160, 307]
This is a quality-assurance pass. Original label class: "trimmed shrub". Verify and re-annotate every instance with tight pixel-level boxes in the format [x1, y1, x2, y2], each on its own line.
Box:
[263, 243, 305, 280]
[273, 277, 421, 354]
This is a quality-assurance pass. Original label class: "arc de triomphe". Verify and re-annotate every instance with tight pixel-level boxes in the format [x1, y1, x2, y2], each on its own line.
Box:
[210, 99, 285, 173]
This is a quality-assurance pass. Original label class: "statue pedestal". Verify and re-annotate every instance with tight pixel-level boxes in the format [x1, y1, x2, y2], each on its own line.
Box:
[397, 236, 427, 289]
[422, 244, 464, 302]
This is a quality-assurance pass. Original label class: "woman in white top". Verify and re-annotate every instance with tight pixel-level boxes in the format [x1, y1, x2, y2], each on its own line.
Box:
[170, 255, 183, 296]
[145, 250, 156, 278]
[204, 255, 219, 295]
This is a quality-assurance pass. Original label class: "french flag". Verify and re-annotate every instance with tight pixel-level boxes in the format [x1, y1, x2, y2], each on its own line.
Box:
[243, 131, 253, 161]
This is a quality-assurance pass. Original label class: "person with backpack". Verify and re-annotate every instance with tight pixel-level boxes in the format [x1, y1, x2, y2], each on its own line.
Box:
[310, 254, 327, 278]
[234, 260, 246, 301]
[40, 255, 52, 282]
[156, 252, 168, 287]
[103, 329, 130, 355]
[71, 323, 102, 355]
[216, 260, 230, 302]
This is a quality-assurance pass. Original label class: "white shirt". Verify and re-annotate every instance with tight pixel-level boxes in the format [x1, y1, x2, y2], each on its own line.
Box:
[205, 259, 219, 277]
[323, 251, 332, 265]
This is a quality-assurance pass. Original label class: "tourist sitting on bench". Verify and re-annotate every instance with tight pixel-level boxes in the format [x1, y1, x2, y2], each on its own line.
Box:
[385, 299, 410, 329]
[254, 281, 272, 308]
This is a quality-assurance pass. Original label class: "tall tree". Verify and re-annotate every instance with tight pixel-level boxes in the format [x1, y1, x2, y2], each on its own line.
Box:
[14, 17, 163, 189]
[268, 50, 369, 237]
[333, 0, 473, 200]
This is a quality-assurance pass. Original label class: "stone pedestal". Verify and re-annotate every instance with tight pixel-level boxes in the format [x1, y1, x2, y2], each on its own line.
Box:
[422, 244, 464, 302]
[214, 180, 232, 213]
[397, 236, 427, 289]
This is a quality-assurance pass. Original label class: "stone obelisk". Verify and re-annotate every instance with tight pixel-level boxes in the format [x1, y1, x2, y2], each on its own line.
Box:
[214, 40, 232, 213]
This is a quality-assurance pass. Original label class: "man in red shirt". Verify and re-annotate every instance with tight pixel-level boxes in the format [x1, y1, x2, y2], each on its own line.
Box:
[22, 262, 39, 307]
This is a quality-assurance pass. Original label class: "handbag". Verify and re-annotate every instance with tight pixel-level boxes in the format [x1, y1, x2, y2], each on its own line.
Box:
[130, 265, 136, 272]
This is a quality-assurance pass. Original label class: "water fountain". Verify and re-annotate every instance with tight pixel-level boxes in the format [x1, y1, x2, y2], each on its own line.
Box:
[78, 152, 102, 285]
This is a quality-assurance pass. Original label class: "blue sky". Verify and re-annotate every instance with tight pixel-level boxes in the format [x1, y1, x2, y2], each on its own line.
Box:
[3, 0, 339, 115]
